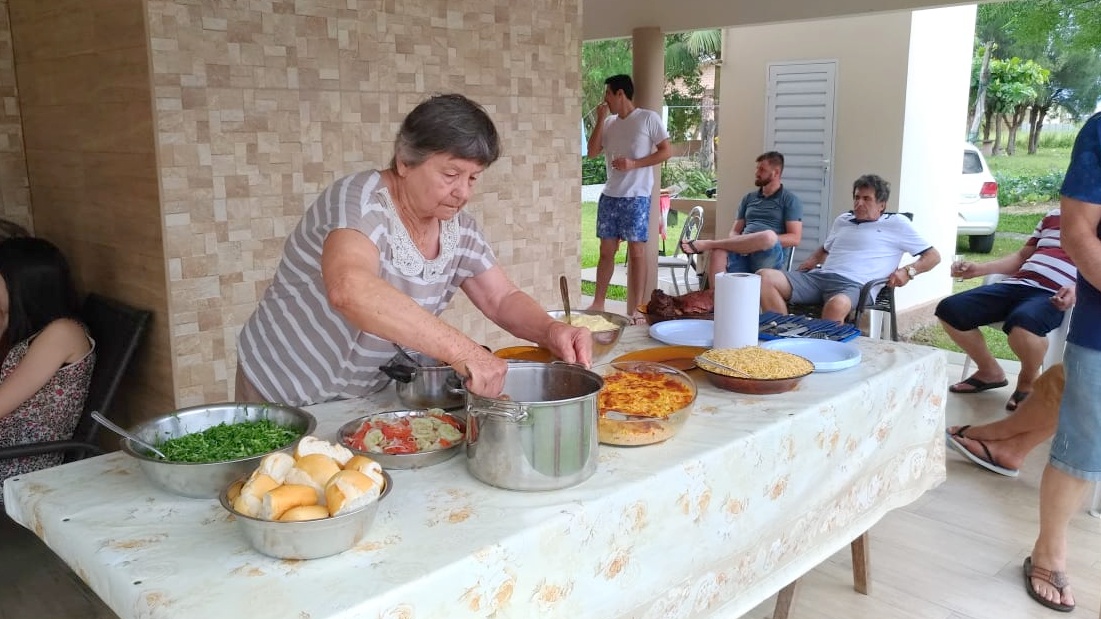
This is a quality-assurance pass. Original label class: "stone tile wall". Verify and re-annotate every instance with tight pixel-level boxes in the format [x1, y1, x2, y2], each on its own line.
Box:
[7, 0, 174, 424]
[0, 0, 30, 229]
[145, 0, 583, 405]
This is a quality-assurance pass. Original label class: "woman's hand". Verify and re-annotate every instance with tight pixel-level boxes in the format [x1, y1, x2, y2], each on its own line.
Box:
[450, 346, 508, 399]
[541, 321, 593, 367]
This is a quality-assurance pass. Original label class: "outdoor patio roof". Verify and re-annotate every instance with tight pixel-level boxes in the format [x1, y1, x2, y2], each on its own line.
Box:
[583, 0, 999, 39]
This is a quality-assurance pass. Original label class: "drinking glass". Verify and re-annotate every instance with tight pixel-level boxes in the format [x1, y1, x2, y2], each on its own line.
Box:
[953, 254, 965, 281]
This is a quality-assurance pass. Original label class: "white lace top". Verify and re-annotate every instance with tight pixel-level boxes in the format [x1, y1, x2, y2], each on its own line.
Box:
[237, 170, 497, 406]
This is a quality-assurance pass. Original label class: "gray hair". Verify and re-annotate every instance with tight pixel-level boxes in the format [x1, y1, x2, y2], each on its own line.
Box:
[389, 94, 500, 170]
[852, 174, 891, 203]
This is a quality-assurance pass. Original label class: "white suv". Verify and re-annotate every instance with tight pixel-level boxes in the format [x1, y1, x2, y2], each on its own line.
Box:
[957, 143, 999, 253]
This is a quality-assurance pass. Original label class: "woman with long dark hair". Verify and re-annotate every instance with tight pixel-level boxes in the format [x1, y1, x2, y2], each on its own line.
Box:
[0, 237, 95, 489]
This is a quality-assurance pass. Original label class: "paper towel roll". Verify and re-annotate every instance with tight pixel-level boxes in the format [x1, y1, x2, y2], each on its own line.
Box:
[713, 272, 761, 349]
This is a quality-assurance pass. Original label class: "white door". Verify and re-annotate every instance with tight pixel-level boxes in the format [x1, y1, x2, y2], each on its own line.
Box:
[765, 61, 837, 266]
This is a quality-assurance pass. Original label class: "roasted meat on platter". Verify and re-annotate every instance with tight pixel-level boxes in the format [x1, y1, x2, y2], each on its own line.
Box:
[644, 288, 714, 317]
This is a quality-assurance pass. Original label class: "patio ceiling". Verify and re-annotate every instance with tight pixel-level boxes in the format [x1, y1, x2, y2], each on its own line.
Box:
[583, 0, 998, 39]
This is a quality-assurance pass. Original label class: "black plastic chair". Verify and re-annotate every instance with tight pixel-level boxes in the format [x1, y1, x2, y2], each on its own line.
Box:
[0, 294, 151, 463]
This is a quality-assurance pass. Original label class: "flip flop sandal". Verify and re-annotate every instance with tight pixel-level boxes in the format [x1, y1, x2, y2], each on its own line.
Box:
[945, 427, 1019, 477]
[1006, 390, 1030, 412]
[948, 375, 1009, 394]
[680, 240, 703, 255]
[1024, 557, 1075, 612]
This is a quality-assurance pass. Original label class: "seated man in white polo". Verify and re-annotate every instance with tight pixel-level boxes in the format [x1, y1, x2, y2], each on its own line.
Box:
[758, 174, 940, 323]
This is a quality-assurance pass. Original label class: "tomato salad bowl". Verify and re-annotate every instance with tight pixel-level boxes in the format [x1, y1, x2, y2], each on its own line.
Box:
[337, 409, 465, 469]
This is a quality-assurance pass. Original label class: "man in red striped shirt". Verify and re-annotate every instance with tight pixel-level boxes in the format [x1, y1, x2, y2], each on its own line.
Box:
[937, 208, 1076, 411]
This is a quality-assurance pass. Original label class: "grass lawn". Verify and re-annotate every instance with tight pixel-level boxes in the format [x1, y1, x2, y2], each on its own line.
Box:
[580, 201, 686, 301]
[985, 147, 1070, 177]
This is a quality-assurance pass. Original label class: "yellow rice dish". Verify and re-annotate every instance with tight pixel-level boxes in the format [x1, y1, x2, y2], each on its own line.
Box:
[560, 314, 619, 332]
[698, 347, 813, 379]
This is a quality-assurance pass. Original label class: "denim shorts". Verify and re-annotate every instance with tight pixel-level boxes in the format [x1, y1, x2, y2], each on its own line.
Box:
[726, 242, 785, 273]
[596, 194, 650, 243]
[1050, 342, 1101, 480]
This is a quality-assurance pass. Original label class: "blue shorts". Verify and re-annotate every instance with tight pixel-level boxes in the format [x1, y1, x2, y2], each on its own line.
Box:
[1050, 343, 1101, 480]
[726, 242, 785, 273]
[596, 194, 650, 243]
[934, 282, 1066, 336]
[784, 270, 863, 308]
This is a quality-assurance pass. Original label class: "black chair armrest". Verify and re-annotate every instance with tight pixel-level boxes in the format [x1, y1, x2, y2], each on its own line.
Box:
[0, 440, 104, 461]
[855, 277, 890, 313]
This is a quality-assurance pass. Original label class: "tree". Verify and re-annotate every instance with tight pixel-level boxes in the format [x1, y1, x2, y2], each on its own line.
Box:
[664, 30, 722, 171]
[975, 1, 1101, 152]
[581, 39, 632, 134]
[986, 58, 1049, 155]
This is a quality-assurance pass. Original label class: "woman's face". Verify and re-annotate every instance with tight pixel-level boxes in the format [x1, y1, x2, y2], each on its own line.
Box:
[397, 153, 485, 220]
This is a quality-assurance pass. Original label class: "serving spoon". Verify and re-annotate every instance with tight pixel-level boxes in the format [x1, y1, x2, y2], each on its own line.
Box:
[560, 275, 572, 325]
[603, 410, 658, 422]
[91, 411, 168, 460]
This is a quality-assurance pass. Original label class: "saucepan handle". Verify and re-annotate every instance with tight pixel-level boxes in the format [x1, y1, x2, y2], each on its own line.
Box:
[380, 363, 416, 383]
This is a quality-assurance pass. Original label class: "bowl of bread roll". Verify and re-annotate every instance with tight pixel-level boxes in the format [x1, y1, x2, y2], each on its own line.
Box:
[219, 436, 392, 560]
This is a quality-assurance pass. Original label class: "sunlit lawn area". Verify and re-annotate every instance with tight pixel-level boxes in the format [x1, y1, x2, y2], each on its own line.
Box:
[579, 201, 685, 300]
[985, 147, 1070, 176]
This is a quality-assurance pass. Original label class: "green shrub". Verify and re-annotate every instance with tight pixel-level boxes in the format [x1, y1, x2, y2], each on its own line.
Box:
[582, 156, 607, 185]
[661, 161, 716, 198]
[993, 169, 1064, 206]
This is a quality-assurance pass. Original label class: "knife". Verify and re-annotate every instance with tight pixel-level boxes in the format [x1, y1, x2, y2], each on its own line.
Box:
[777, 325, 809, 337]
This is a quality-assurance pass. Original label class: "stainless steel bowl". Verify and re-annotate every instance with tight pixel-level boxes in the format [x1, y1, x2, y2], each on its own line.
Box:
[219, 470, 392, 560]
[546, 309, 630, 362]
[120, 402, 317, 499]
[337, 410, 465, 469]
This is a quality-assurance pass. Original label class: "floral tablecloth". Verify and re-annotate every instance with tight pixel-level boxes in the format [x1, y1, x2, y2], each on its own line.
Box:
[3, 328, 946, 619]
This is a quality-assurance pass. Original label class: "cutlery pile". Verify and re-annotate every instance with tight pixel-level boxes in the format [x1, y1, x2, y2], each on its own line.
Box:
[757, 311, 861, 342]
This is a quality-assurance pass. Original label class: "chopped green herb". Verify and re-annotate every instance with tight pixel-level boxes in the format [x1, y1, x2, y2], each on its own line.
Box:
[158, 420, 301, 463]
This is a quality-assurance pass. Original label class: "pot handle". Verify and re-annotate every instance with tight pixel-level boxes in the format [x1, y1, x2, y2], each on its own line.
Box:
[445, 372, 466, 395]
[380, 363, 416, 383]
[468, 398, 528, 422]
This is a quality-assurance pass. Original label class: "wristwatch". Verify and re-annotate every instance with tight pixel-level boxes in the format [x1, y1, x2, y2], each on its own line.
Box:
[905, 265, 918, 279]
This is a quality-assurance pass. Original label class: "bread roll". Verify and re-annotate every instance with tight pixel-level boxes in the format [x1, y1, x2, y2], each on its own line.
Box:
[249, 451, 295, 484]
[225, 479, 245, 504]
[325, 469, 381, 517]
[278, 504, 330, 522]
[259, 484, 318, 520]
[294, 436, 353, 466]
[343, 455, 385, 487]
[283, 453, 341, 504]
[233, 473, 281, 517]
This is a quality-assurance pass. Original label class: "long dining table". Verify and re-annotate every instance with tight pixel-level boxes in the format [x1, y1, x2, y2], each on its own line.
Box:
[3, 327, 946, 619]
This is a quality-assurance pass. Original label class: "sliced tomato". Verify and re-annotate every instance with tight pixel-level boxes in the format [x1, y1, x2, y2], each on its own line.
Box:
[378, 420, 413, 440]
[383, 439, 418, 455]
[431, 414, 463, 430]
[438, 439, 452, 448]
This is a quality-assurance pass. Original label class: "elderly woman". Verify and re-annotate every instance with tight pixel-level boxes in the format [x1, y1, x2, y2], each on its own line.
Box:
[237, 94, 590, 406]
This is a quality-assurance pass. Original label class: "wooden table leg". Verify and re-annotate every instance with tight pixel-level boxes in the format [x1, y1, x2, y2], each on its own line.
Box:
[851, 531, 871, 595]
[772, 580, 799, 619]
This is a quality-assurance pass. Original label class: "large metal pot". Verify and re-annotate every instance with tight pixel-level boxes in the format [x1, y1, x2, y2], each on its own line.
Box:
[465, 362, 603, 491]
[380, 348, 465, 410]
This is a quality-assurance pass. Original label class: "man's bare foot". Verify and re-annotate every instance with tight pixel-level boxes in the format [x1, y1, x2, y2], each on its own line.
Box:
[951, 433, 1027, 471]
[586, 302, 604, 312]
